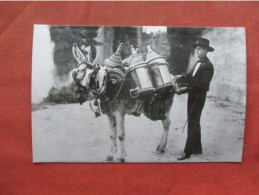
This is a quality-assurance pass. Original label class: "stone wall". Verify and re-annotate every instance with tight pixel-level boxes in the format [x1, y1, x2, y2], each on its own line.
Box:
[95, 26, 141, 63]
[188, 28, 246, 105]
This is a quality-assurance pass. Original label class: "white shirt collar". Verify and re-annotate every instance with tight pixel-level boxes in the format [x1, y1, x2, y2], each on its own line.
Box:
[192, 62, 201, 76]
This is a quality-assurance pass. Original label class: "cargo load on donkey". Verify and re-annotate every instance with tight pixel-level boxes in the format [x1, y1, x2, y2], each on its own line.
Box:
[123, 43, 175, 120]
[126, 44, 174, 99]
[71, 42, 176, 121]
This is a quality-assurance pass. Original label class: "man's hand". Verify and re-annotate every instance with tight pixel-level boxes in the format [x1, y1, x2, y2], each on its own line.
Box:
[176, 87, 188, 95]
[174, 75, 182, 80]
[173, 75, 182, 83]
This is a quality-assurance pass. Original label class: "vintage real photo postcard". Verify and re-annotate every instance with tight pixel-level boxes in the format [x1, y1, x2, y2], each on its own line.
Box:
[32, 25, 246, 162]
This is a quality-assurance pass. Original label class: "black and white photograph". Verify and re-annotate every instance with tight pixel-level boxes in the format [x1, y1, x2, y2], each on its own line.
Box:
[32, 25, 246, 163]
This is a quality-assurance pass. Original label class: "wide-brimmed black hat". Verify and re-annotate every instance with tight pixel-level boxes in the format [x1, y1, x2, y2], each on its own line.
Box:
[192, 38, 214, 52]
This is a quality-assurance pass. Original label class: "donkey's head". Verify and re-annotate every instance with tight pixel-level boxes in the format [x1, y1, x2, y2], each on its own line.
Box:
[71, 43, 96, 87]
[71, 43, 108, 96]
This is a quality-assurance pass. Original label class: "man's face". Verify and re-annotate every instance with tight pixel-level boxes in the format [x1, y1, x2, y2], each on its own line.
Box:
[195, 46, 208, 59]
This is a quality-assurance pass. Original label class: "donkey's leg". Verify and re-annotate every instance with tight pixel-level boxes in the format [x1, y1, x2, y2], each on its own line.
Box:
[157, 104, 172, 153]
[115, 112, 127, 162]
[106, 115, 117, 161]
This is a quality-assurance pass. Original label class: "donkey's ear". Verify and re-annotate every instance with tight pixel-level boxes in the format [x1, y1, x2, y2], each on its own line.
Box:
[130, 45, 136, 55]
[136, 46, 141, 54]
[146, 42, 153, 52]
[87, 44, 97, 65]
[72, 43, 86, 64]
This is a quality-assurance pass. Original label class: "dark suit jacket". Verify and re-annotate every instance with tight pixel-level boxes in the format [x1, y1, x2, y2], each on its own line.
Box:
[180, 56, 214, 93]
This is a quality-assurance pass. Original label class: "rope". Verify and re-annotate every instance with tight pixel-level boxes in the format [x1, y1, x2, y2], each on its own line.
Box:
[129, 88, 141, 99]
[144, 85, 174, 105]
[89, 101, 96, 113]
[115, 71, 129, 98]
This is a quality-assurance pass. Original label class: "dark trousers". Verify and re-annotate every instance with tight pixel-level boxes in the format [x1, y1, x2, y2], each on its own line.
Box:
[184, 91, 206, 155]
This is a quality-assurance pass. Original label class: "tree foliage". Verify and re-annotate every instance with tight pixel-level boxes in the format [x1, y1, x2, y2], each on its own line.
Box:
[49, 26, 100, 81]
[44, 84, 78, 104]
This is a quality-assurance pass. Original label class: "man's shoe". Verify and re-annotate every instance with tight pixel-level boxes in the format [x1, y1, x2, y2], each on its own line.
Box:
[177, 153, 191, 161]
[192, 150, 202, 154]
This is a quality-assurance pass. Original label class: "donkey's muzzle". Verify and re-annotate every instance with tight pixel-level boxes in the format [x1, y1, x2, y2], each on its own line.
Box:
[74, 86, 88, 105]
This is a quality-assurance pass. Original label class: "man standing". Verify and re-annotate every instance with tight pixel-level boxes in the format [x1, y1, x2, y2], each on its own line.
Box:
[174, 38, 214, 160]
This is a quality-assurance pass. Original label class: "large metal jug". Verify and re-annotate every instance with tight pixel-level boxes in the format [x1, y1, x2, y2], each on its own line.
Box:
[122, 45, 137, 68]
[128, 54, 155, 99]
[145, 44, 173, 91]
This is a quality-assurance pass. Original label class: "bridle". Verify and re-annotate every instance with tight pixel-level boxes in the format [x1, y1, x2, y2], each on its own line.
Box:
[88, 66, 108, 98]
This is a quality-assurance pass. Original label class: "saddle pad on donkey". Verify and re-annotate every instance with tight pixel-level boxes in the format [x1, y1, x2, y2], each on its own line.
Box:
[105, 67, 130, 100]
[106, 68, 126, 85]
[144, 97, 168, 121]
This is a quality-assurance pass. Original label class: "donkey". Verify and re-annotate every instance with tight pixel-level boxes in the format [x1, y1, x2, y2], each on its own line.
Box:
[71, 43, 175, 162]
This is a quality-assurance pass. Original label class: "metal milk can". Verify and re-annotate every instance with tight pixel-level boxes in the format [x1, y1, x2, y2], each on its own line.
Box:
[145, 44, 173, 91]
[128, 54, 155, 99]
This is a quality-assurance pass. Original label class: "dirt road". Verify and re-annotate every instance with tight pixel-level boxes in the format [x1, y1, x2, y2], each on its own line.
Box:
[32, 95, 245, 163]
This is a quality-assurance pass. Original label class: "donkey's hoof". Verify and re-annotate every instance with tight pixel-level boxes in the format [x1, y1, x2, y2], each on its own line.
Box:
[158, 148, 165, 153]
[118, 158, 125, 163]
[106, 155, 114, 162]
[156, 145, 160, 151]
[156, 145, 165, 153]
